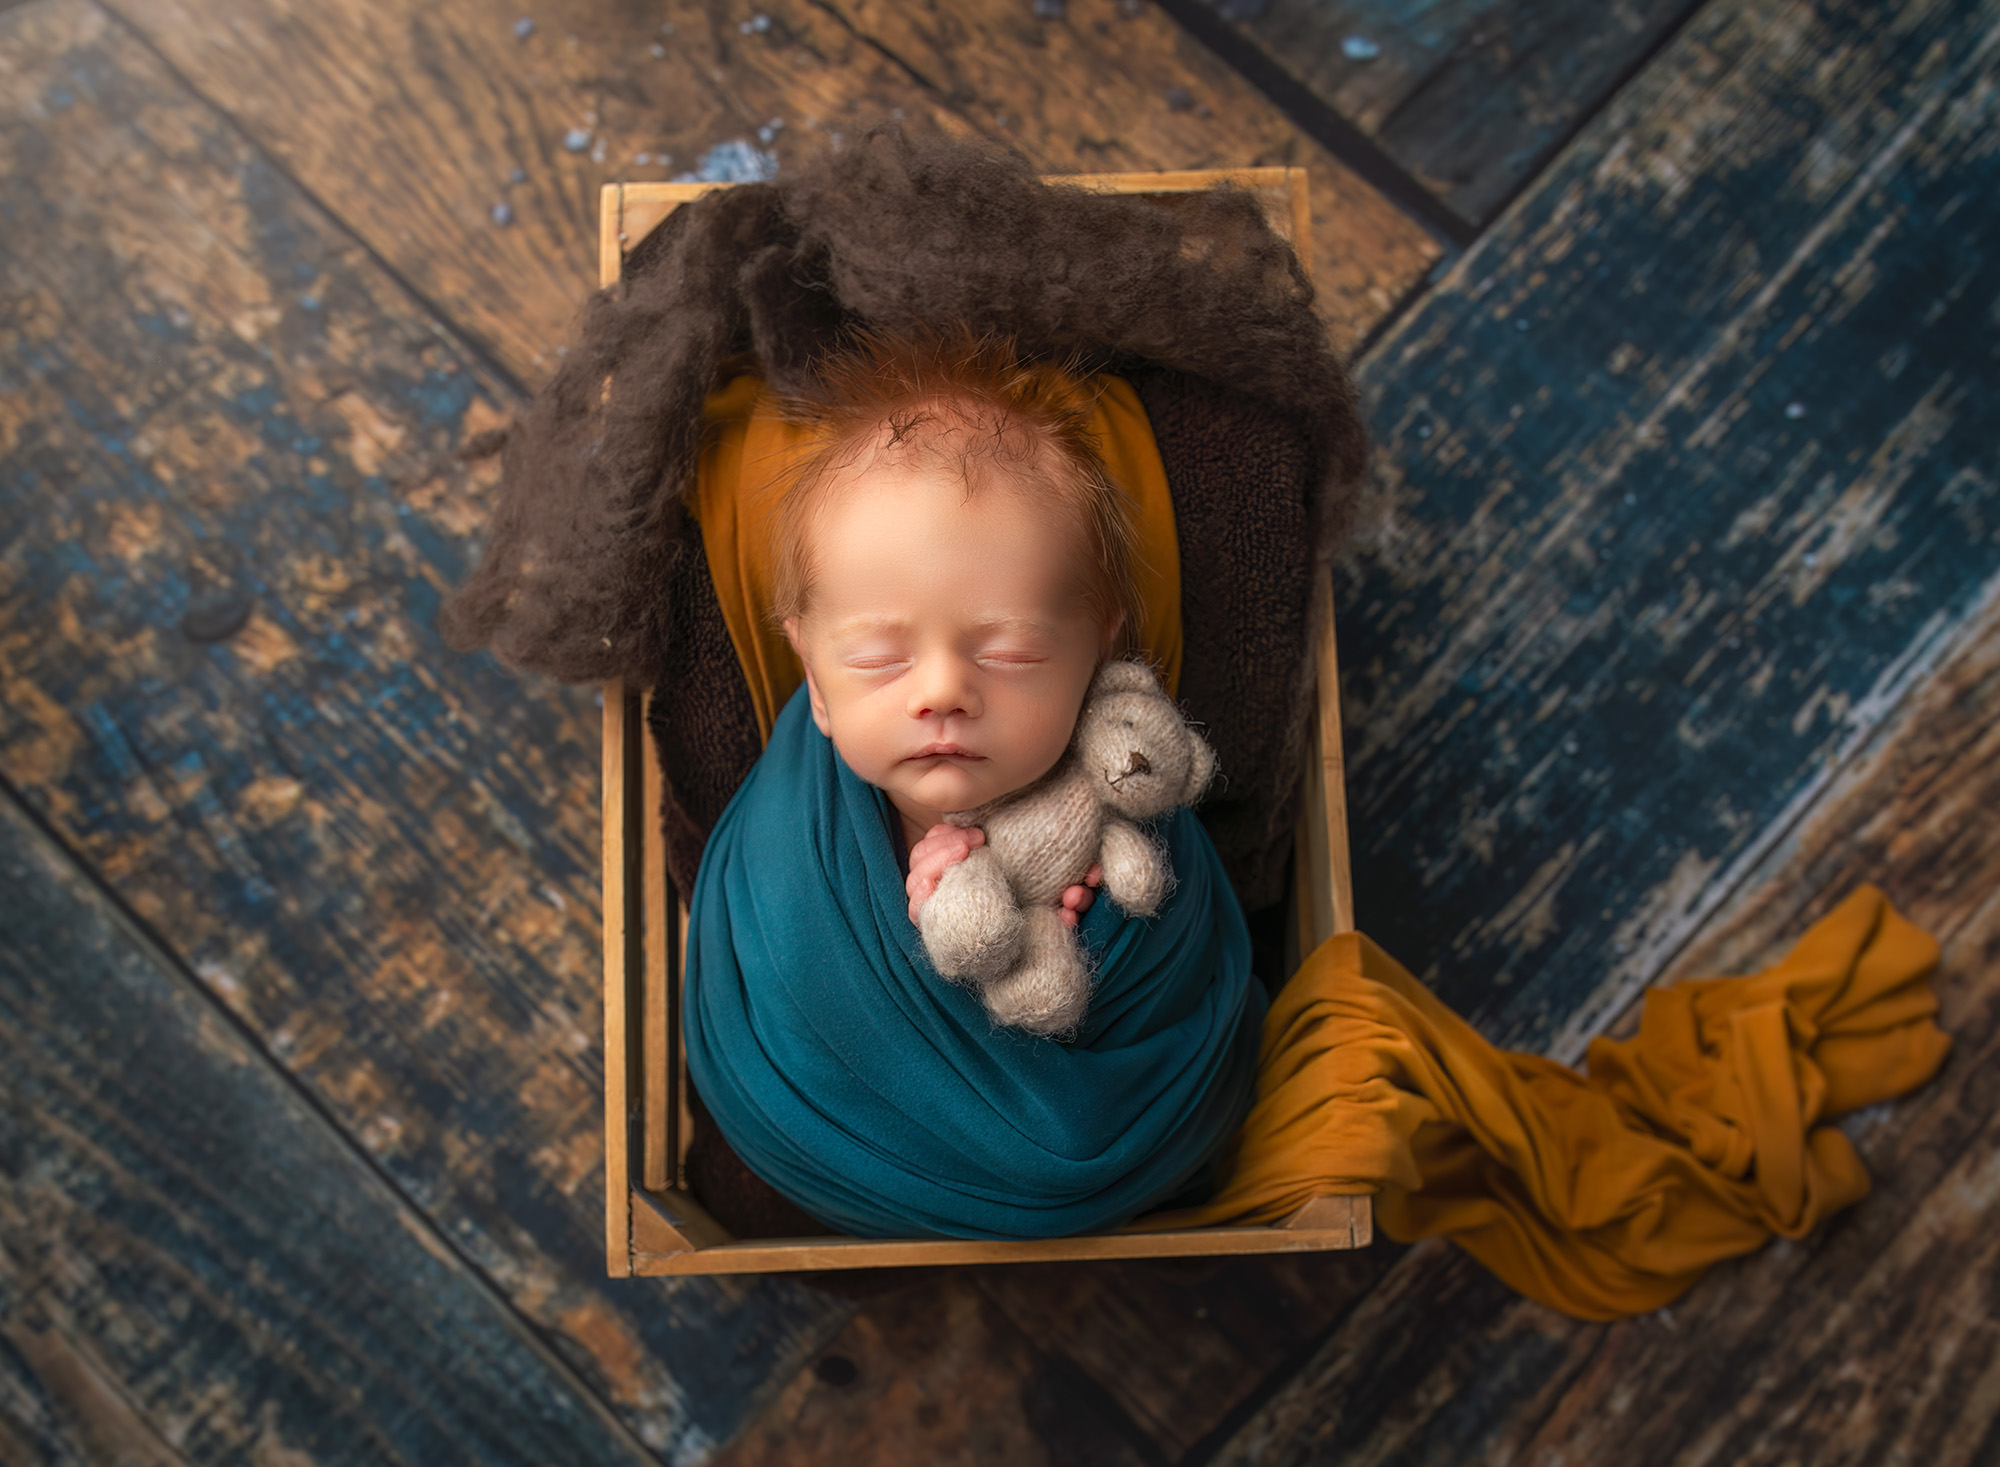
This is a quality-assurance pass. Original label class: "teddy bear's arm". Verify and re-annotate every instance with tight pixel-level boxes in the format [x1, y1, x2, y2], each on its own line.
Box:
[1098, 817, 1168, 918]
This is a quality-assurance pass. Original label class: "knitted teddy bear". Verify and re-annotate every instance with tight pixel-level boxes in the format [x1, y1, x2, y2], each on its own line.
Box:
[918, 659, 1220, 1039]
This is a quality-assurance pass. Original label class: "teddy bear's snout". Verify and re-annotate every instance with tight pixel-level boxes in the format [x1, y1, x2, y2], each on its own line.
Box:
[1112, 751, 1160, 787]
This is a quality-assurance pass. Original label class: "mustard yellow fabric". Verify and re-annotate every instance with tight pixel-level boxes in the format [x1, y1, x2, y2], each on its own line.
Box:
[692, 370, 1951, 1322]
[694, 372, 1183, 742]
[1133, 884, 1949, 1319]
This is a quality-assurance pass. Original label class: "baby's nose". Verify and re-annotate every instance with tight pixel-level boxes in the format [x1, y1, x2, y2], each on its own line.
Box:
[908, 656, 982, 721]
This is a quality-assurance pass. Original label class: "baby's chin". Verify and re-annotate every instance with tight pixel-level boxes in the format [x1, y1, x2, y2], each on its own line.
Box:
[889, 760, 1020, 815]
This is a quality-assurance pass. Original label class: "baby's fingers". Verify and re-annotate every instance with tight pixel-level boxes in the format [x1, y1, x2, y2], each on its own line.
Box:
[909, 826, 982, 881]
[907, 825, 985, 925]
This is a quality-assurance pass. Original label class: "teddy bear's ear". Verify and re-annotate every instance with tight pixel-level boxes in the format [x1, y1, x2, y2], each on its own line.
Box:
[1182, 734, 1219, 805]
[1093, 659, 1160, 696]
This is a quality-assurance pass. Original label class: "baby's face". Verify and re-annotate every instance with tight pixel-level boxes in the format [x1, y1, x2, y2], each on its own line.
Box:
[784, 450, 1118, 839]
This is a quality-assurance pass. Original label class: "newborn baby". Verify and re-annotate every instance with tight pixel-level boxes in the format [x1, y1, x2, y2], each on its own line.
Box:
[680, 321, 1265, 1239]
[771, 343, 1130, 948]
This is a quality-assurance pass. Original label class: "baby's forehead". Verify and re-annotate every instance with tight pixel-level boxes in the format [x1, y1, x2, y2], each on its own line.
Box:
[802, 494, 1099, 639]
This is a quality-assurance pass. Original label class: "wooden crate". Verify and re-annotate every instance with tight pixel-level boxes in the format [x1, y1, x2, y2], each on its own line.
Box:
[599, 166, 1368, 1276]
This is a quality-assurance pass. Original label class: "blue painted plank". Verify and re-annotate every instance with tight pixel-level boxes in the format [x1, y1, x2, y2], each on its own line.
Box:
[1339, 0, 2000, 1046]
[0, 788, 653, 1467]
[1189, 0, 1698, 222]
[0, 3, 847, 1458]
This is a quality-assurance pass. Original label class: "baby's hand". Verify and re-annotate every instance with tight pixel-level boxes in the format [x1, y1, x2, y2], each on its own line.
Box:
[907, 824, 985, 926]
[1059, 865, 1104, 929]
[906, 831, 1103, 932]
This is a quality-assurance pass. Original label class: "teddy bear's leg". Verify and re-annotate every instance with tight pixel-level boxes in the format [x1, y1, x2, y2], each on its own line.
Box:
[1099, 817, 1168, 917]
[981, 906, 1091, 1039]
[920, 847, 1027, 986]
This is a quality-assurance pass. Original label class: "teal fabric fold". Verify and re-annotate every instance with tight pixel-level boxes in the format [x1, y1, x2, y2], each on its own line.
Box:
[683, 685, 1267, 1239]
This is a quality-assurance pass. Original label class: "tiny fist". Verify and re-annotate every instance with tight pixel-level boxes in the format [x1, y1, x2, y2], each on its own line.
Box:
[907, 826, 985, 926]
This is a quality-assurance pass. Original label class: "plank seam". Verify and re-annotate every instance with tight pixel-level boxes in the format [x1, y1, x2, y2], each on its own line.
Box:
[1405, 0, 1715, 232]
[1547, 558, 2000, 1065]
[89, 0, 530, 404]
[802, 0, 951, 98]
[1146, 0, 1475, 250]
[0, 1306, 192, 1467]
[1170, 1245, 1413, 1467]
[0, 771, 665, 1467]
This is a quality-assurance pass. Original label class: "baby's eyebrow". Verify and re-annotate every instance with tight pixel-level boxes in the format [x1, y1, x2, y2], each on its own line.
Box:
[969, 615, 1060, 640]
[825, 615, 907, 639]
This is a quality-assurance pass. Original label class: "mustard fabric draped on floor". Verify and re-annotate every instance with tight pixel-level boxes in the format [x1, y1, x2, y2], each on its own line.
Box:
[690, 368, 1952, 1320]
[1134, 886, 1950, 1319]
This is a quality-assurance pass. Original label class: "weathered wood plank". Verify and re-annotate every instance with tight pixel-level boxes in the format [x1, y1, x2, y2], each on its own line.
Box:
[709, 1271, 1179, 1467]
[0, 2, 847, 1457]
[1207, 539, 2000, 1467]
[1184, 0, 1698, 223]
[968, 1253, 1388, 1459]
[0, 1293, 187, 1467]
[703, 1250, 1398, 1464]
[1336, 0, 2000, 1054]
[103, 0, 1438, 385]
[0, 787, 659, 1467]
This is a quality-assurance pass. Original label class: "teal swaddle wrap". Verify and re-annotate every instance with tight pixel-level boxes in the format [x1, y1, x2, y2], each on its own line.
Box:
[683, 684, 1266, 1239]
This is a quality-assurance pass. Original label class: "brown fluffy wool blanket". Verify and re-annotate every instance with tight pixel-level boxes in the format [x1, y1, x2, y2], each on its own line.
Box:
[439, 124, 1369, 1247]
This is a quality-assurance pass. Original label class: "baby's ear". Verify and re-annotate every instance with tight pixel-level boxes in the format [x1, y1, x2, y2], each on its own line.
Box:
[1098, 607, 1127, 664]
[800, 663, 832, 736]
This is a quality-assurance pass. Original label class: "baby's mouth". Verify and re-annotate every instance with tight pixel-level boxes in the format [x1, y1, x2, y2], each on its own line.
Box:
[908, 742, 984, 761]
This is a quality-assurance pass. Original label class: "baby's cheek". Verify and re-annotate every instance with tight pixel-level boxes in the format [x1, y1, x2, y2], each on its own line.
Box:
[828, 711, 904, 785]
[1018, 697, 1083, 767]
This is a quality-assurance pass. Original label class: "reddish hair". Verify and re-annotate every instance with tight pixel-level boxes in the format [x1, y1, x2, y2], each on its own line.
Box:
[758, 321, 1142, 646]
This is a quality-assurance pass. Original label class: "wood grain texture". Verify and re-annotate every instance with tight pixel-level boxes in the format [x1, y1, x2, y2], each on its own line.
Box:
[1206, 536, 2000, 1467]
[629, 1203, 1371, 1273]
[0, 3, 847, 1458]
[1193, 0, 1697, 223]
[102, 0, 1439, 386]
[710, 1250, 1398, 1467]
[1335, 0, 2000, 1055]
[712, 1279, 1171, 1467]
[0, 787, 657, 1467]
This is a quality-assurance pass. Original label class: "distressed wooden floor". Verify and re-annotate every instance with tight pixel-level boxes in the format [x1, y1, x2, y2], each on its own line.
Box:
[1, 0, 1994, 1463]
